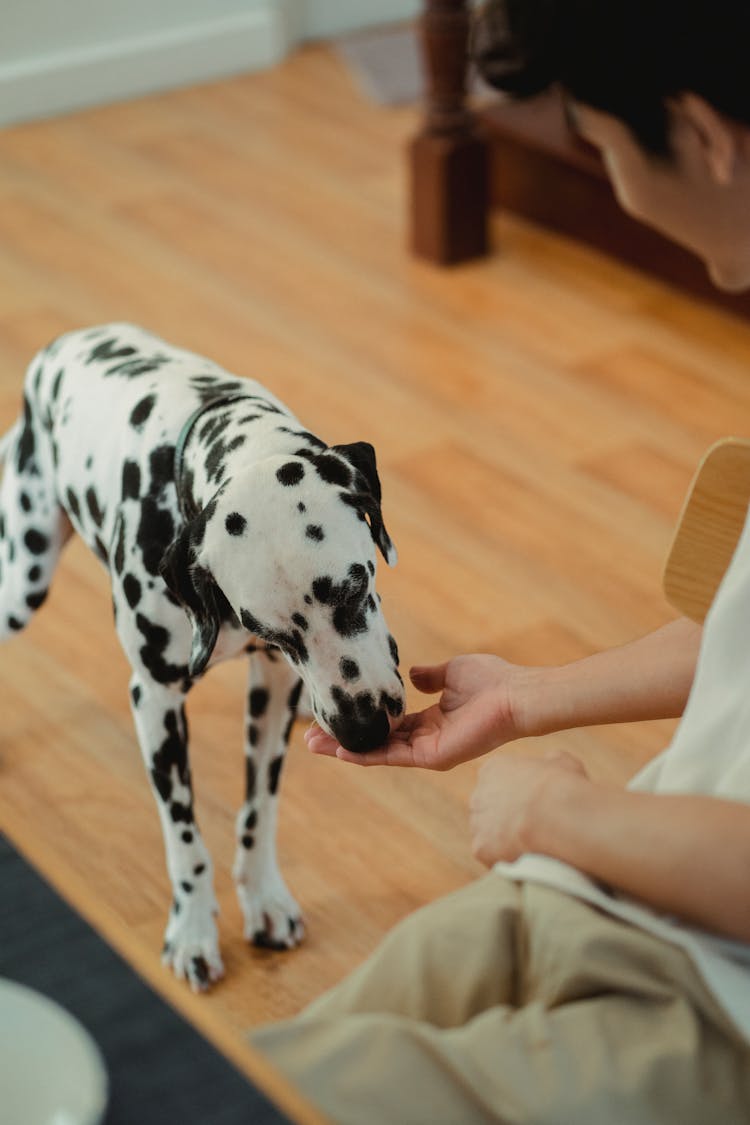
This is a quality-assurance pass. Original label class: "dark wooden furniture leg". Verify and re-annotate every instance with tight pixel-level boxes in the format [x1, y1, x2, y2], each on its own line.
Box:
[409, 0, 490, 265]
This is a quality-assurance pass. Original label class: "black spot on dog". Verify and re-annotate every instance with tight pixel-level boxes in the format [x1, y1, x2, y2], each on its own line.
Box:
[27, 565, 41, 583]
[85, 487, 104, 528]
[136, 612, 189, 684]
[8, 615, 24, 631]
[306, 524, 324, 541]
[367, 560, 375, 576]
[244, 809, 257, 831]
[240, 610, 309, 665]
[247, 724, 259, 747]
[20, 492, 31, 513]
[107, 355, 169, 378]
[181, 881, 193, 894]
[277, 427, 327, 449]
[291, 613, 308, 631]
[191, 957, 209, 985]
[123, 573, 142, 608]
[304, 594, 312, 605]
[193, 863, 206, 876]
[137, 498, 175, 577]
[205, 439, 227, 484]
[312, 576, 333, 604]
[380, 691, 404, 718]
[246, 759, 257, 800]
[199, 412, 232, 445]
[88, 339, 137, 364]
[51, 368, 64, 402]
[389, 635, 399, 664]
[65, 488, 81, 522]
[151, 708, 190, 805]
[249, 688, 270, 718]
[181, 830, 193, 844]
[297, 502, 306, 513]
[130, 394, 156, 430]
[276, 461, 305, 487]
[312, 565, 369, 638]
[288, 680, 304, 709]
[227, 435, 246, 454]
[16, 397, 36, 474]
[242, 834, 254, 849]
[122, 460, 141, 500]
[26, 589, 47, 611]
[192, 379, 243, 404]
[313, 454, 351, 488]
[113, 518, 126, 575]
[225, 512, 246, 536]
[147, 444, 176, 499]
[340, 658, 360, 682]
[24, 529, 48, 556]
[131, 684, 142, 707]
[268, 756, 284, 796]
[240, 609, 264, 636]
[170, 802, 192, 824]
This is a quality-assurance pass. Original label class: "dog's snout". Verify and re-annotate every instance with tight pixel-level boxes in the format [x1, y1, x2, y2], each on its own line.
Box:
[330, 708, 391, 754]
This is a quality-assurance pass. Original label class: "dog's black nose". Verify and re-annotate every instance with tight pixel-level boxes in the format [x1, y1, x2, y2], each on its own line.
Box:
[330, 709, 390, 754]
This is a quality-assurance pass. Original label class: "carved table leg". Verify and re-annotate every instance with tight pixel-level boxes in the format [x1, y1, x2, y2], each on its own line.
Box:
[409, 0, 490, 265]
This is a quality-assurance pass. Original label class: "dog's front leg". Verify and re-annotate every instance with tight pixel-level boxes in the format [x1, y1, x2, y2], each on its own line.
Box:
[233, 650, 305, 950]
[129, 676, 224, 991]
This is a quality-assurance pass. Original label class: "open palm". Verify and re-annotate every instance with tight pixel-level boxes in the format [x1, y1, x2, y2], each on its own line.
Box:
[306, 654, 525, 770]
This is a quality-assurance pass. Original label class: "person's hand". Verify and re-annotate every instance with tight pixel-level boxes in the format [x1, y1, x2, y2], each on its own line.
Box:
[469, 750, 590, 866]
[305, 654, 535, 769]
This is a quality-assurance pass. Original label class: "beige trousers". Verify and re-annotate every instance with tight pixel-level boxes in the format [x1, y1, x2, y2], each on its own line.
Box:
[251, 873, 750, 1125]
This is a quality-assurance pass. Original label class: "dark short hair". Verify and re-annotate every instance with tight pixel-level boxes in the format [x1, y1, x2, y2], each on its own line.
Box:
[472, 0, 750, 155]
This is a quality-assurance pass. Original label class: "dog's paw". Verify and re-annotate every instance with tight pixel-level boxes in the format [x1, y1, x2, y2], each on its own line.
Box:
[162, 901, 224, 992]
[236, 878, 305, 951]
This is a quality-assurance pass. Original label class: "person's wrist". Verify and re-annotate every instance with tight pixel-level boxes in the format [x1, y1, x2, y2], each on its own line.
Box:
[506, 665, 556, 740]
[521, 766, 594, 858]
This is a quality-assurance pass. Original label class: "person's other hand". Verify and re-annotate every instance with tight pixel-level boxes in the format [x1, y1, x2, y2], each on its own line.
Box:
[469, 750, 589, 866]
[305, 654, 533, 769]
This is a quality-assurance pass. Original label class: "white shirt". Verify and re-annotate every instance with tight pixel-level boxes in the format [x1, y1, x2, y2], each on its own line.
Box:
[496, 504, 750, 1041]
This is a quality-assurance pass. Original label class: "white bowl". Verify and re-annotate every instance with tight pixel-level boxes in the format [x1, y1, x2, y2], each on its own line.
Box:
[0, 977, 109, 1125]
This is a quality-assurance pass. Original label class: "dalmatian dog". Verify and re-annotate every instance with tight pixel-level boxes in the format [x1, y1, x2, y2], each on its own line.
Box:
[0, 323, 404, 991]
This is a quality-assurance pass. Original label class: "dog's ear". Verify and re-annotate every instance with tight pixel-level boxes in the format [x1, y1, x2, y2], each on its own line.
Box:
[333, 441, 397, 566]
[159, 512, 222, 677]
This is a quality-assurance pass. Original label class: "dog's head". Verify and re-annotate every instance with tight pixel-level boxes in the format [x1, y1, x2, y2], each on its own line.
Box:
[160, 442, 404, 752]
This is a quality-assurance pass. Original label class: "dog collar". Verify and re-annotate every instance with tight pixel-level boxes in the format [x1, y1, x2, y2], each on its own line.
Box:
[174, 393, 258, 520]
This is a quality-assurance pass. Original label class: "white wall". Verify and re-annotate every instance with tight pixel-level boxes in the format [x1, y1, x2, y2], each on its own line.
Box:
[0, 0, 420, 127]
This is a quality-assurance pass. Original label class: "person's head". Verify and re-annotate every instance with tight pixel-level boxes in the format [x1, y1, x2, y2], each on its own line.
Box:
[473, 1, 750, 291]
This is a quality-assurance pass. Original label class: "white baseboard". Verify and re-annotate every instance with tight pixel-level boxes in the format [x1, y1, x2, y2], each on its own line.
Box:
[303, 1, 419, 40]
[0, 8, 287, 128]
[0, 0, 420, 128]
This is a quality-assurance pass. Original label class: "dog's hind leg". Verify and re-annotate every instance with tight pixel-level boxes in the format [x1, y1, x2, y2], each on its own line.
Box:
[233, 649, 305, 950]
[0, 402, 73, 642]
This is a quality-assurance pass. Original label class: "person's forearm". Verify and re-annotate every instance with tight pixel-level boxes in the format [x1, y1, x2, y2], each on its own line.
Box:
[516, 618, 702, 738]
[526, 773, 750, 942]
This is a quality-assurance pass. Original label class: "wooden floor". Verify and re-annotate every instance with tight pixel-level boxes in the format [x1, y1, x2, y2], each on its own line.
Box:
[2, 41, 750, 1058]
